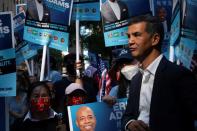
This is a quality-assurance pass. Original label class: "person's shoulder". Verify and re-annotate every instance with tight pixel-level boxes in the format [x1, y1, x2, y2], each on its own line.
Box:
[164, 58, 194, 76]
[117, 0, 127, 6]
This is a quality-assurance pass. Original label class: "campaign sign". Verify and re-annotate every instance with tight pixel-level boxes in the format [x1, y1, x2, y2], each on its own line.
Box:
[170, 9, 180, 46]
[0, 48, 16, 96]
[72, 0, 100, 21]
[24, 0, 73, 51]
[101, 0, 150, 47]
[16, 41, 37, 66]
[16, 4, 27, 15]
[0, 12, 16, 96]
[68, 98, 127, 131]
[13, 12, 26, 46]
[0, 12, 14, 50]
[153, 0, 172, 33]
[176, 37, 196, 69]
[183, 0, 197, 32]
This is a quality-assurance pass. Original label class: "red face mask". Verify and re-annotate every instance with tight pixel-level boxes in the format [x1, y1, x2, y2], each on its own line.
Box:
[66, 96, 85, 106]
[30, 97, 50, 112]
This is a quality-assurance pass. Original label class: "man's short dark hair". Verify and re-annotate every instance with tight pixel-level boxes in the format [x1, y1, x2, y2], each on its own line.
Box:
[129, 14, 164, 51]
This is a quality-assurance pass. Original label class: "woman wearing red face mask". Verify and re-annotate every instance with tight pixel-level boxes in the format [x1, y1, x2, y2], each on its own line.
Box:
[14, 81, 66, 131]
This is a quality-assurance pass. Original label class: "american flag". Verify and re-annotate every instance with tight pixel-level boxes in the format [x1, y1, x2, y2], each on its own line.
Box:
[97, 58, 112, 102]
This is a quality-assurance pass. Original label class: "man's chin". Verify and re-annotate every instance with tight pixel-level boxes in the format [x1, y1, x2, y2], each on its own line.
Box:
[82, 125, 94, 131]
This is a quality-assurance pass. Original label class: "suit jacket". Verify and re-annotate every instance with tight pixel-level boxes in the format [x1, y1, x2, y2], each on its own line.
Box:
[26, 0, 50, 22]
[101, 0, 129, 24]
[122, 57, 197, 131]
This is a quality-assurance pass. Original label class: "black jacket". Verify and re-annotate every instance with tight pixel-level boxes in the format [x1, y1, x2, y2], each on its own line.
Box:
[122, 57, 197, 131]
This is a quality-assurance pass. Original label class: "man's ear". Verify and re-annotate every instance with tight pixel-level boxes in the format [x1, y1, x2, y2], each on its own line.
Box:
[151, 33, 160, 46]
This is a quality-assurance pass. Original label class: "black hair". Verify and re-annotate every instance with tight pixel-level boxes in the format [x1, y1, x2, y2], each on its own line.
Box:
[129, 14, 164, 51]
[27, 81, 52, 103]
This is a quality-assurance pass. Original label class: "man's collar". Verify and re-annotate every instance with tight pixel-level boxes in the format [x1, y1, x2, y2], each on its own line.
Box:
[138, 54, 163, 75]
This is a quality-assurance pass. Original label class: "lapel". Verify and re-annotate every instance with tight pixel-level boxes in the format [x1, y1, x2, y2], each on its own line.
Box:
[106, 2, 118, 20]
[129, 71, 143, 118]
[149, 57, 168, 124]
[31, 0, 39, 20]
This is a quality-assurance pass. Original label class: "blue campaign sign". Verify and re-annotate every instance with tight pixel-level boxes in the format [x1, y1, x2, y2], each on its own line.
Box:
[24, 0, 73, 51]
[13, 12, 26, 46]
[68, 98, 127, 131]
[101, 0, 150, 47]
[183, 0, 197, 32]
[104, 25, 128, 47]
[16, 41, 37, 66]
[153, 0, 172, 33]
[169, 1, 181, 46]
[72, 0, 100, 21]
[0, 12, 14, 50]
[170, 10, 180, 46]
[0, 48, 16, 96]
[176, 37, 196, 69]
[24, 25, 69, 51]
[0, 12, 16, 97]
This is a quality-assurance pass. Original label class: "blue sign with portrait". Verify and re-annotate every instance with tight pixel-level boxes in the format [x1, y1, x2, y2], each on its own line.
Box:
[183, 0, 197, 32]
[68, 98, 127, 131]
[101, 0, 150, 47]
[24, 0, 73, 51]
[13, 12, 26, 47]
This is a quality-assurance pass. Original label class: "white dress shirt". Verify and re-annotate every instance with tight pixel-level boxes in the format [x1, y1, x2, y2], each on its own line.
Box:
[137, 54, 163, 124]
[108, 0, 121, 20]
[35, 0, 44, 21]
[125, 54, 163, 130]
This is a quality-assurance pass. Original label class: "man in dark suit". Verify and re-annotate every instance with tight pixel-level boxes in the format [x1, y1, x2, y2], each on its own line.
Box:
[101, 0, 129, 24]
[121, 14, 197, 131]
[26, 0, 50, 22]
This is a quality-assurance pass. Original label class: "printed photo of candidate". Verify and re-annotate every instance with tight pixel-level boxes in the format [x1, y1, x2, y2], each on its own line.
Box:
[26, 0, 50, 22]
[101, 0, 151, 24]
[101, 0, 129, 24]
[76, 106, 96, 131]
[16, 4, 27, 15]
[183, 0, 197, 31]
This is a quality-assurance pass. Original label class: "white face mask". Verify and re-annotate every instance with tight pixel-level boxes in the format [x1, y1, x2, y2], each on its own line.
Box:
[121, 65, 139, 80]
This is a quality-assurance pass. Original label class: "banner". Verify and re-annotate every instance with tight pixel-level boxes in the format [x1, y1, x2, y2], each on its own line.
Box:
[0, 12, 16, 97]
[72, 0, 100, 21]
[23, 0, 73, 51]
[101, 0, 150, 47]
[68, 98, 127, 131]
